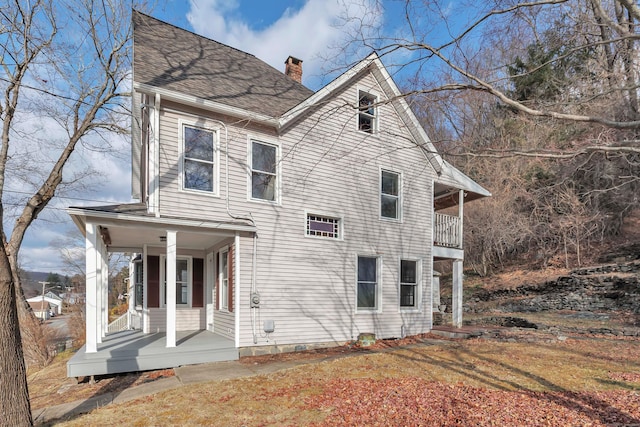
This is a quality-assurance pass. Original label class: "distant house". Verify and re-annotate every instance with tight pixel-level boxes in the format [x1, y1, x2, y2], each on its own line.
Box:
[29, 300, 51, 321]
[26, 295, 62, 315]
[66, 11, 490, 378]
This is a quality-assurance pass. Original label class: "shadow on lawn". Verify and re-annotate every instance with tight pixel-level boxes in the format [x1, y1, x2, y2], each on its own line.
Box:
[391, 340, 640, 426]
[36, 372, 143, 425]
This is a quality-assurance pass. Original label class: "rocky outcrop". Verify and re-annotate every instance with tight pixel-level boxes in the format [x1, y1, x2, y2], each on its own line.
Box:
[466, 261, 640, 315]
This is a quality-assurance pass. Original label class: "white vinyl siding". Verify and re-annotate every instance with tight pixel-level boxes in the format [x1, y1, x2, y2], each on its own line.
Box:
[146, 308, 205, 333]
[153, 72, 436, 348]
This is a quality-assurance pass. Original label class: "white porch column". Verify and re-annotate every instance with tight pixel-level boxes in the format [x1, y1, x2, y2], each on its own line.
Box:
[85, 223, 98, 353]
[452, 259, 464, 328]
[100, 242, 109, 338]
[234, 232, 240, 348]
[143, 245, 149, 333]
[458, 190, 464, 248]
[166, 230, 177, 348]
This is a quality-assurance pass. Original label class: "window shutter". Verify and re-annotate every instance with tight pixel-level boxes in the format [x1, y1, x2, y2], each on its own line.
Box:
[147, 256, 160, 308]
[228, 245, 234, 312]
[192, 258, 204, 308]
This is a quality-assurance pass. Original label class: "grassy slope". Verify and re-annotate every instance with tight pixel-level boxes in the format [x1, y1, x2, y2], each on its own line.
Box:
[50, 336, 640, 426]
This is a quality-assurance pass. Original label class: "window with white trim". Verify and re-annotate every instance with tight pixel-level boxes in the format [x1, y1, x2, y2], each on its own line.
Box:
[161, 256, 192, 307]
[182, 125, 216, 193]
[357, 256, 379, 310]
[219, 249, 229, 310]
[380, 169, 400, 219]
[358, 90, 377, 133]
[133, 258, 143, 308]
[250, 140, 278, 202]
[306, 214, 341, 239]
[400, 259, 418, 308]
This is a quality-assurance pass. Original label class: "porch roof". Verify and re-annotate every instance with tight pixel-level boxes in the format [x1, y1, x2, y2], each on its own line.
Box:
[67, 203, 256, 252]
[434, 160, 491, 210]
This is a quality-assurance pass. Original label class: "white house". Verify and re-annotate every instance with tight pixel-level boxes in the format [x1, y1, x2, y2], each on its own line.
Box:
[28, 300, 51, 321]
[66, 11, 490, 378]
[27, 294, 62, 315]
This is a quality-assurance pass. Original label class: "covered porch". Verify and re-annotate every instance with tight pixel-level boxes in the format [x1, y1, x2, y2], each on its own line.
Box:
[66, 203, 256, 378]
[67, 329, 236, 377]
[432, 160, 491, 327]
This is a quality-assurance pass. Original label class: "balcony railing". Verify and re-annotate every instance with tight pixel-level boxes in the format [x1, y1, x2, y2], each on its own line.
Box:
[434, 213, 461, 248]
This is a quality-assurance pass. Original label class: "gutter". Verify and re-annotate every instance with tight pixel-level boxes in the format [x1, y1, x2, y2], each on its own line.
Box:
[133, 82, 279, 129]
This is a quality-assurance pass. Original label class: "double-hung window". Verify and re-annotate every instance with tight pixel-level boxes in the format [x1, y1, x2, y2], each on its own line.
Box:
[400, 260, 419, 309]
[358, 90, 377, 133]
[161, 256, 192, 307]
[182, 124, 216, 193]
[219, 249, 229, 310]
[357, 256, 379, 310]
[250, 140, 278, 202]
[381, 169, 401, 219]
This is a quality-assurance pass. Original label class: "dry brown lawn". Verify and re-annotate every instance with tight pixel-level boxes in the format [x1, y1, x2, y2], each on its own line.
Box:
[43, 333, 640, 426]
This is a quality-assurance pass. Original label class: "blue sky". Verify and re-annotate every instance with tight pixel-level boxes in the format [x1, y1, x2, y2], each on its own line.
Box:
[20, 0, 416, 274]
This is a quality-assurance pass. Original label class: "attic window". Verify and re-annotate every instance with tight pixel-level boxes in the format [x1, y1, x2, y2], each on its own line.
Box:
[358, 90, 377, 133]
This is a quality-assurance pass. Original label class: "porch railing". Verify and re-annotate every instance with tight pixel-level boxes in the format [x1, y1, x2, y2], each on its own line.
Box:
[434, 213, 462, 248]
[107, 311, 142, 334]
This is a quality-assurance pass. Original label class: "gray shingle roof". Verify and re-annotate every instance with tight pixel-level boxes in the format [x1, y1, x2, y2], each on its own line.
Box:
[133, 11, 314, 117]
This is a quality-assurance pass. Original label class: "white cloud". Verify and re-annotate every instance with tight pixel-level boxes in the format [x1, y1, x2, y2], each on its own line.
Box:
[186, 0, 383, 88]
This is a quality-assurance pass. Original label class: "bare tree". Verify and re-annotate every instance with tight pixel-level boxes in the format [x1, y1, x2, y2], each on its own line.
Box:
[337, 0, 639, 271]
[0, 1, 136, 424]
[342, 0, 639, 148]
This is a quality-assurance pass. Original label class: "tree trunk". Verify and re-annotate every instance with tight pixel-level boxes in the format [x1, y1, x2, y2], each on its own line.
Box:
[0, 249, 32, 426]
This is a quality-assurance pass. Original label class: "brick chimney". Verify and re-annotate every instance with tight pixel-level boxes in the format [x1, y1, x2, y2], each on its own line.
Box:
[284, 56, 303, 83]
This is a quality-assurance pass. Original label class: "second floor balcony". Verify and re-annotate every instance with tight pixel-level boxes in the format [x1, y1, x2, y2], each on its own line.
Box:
[434, 212, 461, 249]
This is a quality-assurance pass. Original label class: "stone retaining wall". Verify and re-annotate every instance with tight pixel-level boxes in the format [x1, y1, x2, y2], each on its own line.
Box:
[466, 261, 640, 314]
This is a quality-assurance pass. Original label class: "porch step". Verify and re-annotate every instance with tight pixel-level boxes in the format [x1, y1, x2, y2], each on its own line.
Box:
[430, 326, 484, 339]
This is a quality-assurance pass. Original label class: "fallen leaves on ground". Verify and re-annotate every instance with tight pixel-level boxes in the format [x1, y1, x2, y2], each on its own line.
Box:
[54, 334, 640, 427]
[305, 378, 640, 426]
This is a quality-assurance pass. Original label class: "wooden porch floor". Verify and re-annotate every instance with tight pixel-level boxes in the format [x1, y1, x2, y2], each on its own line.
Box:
[67, 330, 237, 378]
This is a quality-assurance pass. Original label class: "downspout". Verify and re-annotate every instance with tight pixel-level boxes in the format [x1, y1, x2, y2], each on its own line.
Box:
[154, 93, 161, 217]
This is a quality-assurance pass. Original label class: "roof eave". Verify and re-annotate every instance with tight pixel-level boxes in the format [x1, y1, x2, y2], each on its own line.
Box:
[134, 82, 280, 128]
[67, 207, 257, 234]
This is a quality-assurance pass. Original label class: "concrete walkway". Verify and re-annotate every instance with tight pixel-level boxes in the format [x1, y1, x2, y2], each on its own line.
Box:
[32, 338, 456, 425]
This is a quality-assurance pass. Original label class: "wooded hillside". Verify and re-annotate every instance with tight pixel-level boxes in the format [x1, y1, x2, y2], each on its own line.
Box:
[391, 0, 640, 274]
